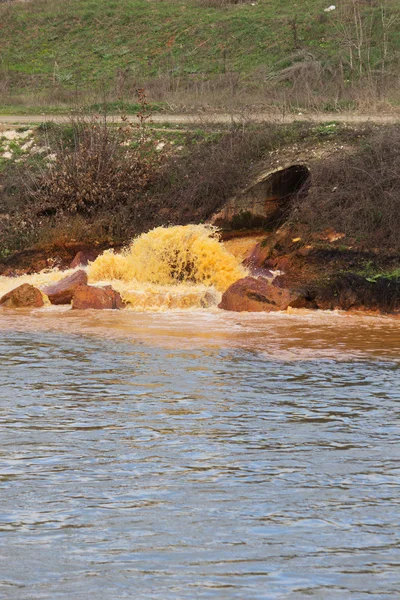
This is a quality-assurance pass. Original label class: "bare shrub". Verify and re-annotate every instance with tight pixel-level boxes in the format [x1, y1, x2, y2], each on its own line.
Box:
[28, 112, 160, 218]
[291, 125, 400, 250]
[266, 52, 325, 87]
[0, 72, 10, 96]
[9, 120, 310, 247]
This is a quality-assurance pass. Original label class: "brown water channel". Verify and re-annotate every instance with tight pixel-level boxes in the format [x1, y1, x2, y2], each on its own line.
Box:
[1, 310, 400, 599]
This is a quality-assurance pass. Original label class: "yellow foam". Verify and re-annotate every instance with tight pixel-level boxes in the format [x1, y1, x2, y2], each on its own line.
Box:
[88, 225, 247, 293]
[0, 225, 248, 311]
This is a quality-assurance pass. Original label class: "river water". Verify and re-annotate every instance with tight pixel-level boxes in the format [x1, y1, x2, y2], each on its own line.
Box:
[1, 308, 399, 599]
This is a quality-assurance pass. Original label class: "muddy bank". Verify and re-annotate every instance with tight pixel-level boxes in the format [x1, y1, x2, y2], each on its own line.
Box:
[237, 225, 400, 314]
[0, 241, 118, 276]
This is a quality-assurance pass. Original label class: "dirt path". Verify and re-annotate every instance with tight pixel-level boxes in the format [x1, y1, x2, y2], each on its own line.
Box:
[0, 112, 399, 126]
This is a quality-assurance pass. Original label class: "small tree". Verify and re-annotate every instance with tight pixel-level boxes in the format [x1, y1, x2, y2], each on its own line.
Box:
[331, 0, 399, 80]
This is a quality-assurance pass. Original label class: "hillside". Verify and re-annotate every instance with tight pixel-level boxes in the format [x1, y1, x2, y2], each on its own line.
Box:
[1, 0, 399, 112]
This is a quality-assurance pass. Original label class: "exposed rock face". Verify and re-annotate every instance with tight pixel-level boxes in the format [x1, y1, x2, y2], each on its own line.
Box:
[42, 270, 88, 304]
[242, 226, 302, 271]
[0, 283, 44, 308]
[219, 276, 308, 312]
[72, 285, 125, 310]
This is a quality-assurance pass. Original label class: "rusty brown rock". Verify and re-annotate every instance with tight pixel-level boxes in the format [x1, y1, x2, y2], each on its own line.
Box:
[219, 276, 307, 312]
[102, 285, 126, 309]
[275, 256, 293, 272]
[42, 270, 88, 305]
[243, 241, 270, 270]
[70, 250, 99, 269]
[0, 283, 44, 308]
[72, 285, 125, 310]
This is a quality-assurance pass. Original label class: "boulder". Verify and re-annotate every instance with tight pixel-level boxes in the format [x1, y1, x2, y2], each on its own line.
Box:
[70, 249, 99, 269]
[72, 285, 125, 310]
[219, 276, 307, 312]
[242, 241, 270, 270]
[0, 283, 44, 308]
[42, 270, 87, 305]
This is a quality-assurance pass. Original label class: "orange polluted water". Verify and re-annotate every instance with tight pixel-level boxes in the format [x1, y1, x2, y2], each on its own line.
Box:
[1, 229, 400, 599]
[87, 224, 247, 310]
[0, 308, 399, 362]
[0, 223, 399, 360]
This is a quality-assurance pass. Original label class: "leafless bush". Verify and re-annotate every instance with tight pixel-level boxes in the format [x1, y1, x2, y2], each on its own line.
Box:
[28, 112, 160, 218]
[0, 72, 10, 95]
[266, 52, 325, 86]
[291, 126, 400, 250]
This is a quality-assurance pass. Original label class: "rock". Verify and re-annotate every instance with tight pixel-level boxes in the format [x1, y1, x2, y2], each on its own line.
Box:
[275, 256, 293, 272]
[72, 285, 125, 310]
[250, 267, 275, 278]
[273, 275, 317, 309]
[70, 249, 99, 269]
[42, 270, 87, 305]
[219, 276, 307, 312]
[243, 241, 270, 270]
[0, 283, 44, 308]
[272, 274, 295, 289]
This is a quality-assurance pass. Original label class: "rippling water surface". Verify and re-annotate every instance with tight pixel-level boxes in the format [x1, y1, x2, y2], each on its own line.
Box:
[1, 310, 400, 599]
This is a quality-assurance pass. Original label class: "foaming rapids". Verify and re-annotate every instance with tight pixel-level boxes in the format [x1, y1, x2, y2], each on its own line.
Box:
[0, 225, 247, 311]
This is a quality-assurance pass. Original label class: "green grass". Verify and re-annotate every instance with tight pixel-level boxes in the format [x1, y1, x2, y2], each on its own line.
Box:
[1, 0, 399, 110]
[0, 105, 70, 115]
[1, 0, 326, 82]
[0, 101, 166, 116]
[359, 264, 400, 283]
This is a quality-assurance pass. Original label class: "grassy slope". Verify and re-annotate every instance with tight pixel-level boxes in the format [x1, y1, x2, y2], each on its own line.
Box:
[1, 0, 399, 113]
[0, 0, 355, 89]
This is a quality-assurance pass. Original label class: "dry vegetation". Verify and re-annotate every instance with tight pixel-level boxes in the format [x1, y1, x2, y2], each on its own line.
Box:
[291, 126, 400, 251]
[0, 118, 302, 251]
[1, 115, 400, 263]
[146, 123, 289, 228]
[29, 115, 160, 218]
